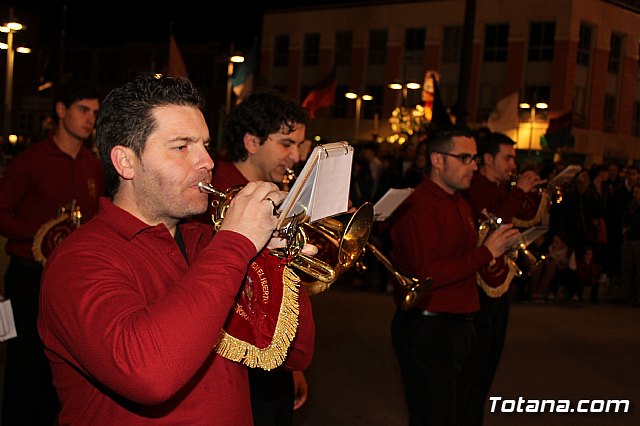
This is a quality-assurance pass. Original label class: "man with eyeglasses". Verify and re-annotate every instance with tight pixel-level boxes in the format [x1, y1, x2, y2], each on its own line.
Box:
[389, 129, 519, 425]
[461, 131, 542, 426]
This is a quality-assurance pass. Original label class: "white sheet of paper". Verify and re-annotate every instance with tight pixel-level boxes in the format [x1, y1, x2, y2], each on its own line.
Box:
[310, 149, 353, 222]
[506, 226, 549, 250]
[373, 188, 413, 221]
[277, 142, 354, 228]
[0, 299, 17, 342]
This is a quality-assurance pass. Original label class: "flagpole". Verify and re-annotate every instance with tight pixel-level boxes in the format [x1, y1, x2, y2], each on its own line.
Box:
[225, 43, 235, 115]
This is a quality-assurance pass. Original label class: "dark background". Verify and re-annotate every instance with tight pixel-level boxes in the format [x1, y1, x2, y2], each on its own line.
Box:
[4, 0, 366, 49]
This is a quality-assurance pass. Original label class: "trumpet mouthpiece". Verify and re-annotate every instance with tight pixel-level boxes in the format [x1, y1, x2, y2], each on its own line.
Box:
[197, 182, 225, 197]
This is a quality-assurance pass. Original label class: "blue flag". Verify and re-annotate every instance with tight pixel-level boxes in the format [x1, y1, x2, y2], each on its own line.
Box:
[231, 44, 257, 104]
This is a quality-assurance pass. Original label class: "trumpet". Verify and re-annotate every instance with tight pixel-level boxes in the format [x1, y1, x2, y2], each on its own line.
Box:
[479, 209, 542, 278]
[361, 242, 432, 310]
[509, 172, 563, 204]
[197, 181, 373, 285]
[279, 168, 430, 305]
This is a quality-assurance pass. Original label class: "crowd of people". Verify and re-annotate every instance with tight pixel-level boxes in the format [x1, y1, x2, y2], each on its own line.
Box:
[0, 73, 638, 425]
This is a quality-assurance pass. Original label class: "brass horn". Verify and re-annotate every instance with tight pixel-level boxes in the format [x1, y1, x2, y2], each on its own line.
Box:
[197, 182, 373, 285]
[361, 242, 432, 310]
[479, 209, 543, 278]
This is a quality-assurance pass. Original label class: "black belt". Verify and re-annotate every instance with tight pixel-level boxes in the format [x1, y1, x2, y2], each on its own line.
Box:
[420, 310, 476, 321]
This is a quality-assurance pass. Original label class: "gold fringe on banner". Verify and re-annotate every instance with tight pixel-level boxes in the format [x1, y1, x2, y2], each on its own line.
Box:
[215, 267, 301, 371]
[512, 191, 549, 228]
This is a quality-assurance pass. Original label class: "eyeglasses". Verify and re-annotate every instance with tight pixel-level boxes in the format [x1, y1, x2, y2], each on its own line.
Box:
[433, 151, 479, 165]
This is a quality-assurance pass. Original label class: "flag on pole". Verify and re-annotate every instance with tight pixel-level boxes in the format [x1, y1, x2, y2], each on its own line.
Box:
[167, 33, 189, 79]
[487, 92, 519, 133]
[38, 5, 67, 92]
[302, 68, 337, 119]
[543, 111, 575, 150]
[428, 72, 453, 130]
[231, 44, 257, 105]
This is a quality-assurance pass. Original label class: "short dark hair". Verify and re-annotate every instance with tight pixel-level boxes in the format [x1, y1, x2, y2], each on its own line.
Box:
[425, 128, 474, 172]
[96, 75, 203, 197]
[224, 89, 309, 162]
[476, 132, 515, 165]
[52, 78, 100, 122]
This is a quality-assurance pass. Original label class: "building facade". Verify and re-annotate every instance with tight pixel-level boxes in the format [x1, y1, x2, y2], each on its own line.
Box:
[260, 0, 640, 166]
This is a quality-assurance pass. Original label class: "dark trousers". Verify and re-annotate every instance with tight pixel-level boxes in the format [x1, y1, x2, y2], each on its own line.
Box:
[391, 309, 477, 426]
[464, 292, 510, 426]
[249, 368, 294, 426]
[2, 256, 59, 425]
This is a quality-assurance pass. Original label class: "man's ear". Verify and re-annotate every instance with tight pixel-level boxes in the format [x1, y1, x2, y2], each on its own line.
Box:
[430, 152, 443, 171]
[243, 133, 260, 154]
[110, 146, 136, 180]
[54, 101, 66, 121]
[483, 152, 493, 166]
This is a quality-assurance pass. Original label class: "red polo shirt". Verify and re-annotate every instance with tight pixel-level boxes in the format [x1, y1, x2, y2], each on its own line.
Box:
[390, 177, 492, 313]
[0, 135, 105, 259]
[463, 171, 526, 224]
[38, 198, 313, 425]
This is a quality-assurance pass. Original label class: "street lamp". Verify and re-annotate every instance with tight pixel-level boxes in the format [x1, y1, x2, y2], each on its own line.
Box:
[1, 19, 26, 138]
[519, 101, 548, 153]
[225, 54, 245, 114]
[388, 81, 421, 107]
[345, 92, 373, 142]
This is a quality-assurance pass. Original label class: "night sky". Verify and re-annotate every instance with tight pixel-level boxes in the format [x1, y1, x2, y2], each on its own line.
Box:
[5, 0, 364, 51]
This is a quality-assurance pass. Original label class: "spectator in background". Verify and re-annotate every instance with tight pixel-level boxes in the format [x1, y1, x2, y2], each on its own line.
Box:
[609, 165, 639, 301]
[620, 183, 640, 306]
[546, 232, 578, 302]
[558, 169, 603, 261]
[575, 245, 601, 304]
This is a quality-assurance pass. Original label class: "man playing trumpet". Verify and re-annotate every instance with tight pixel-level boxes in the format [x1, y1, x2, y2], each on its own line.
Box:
[390, 129, 519, 425]
[200, 89, 312, 426]
[37, 76, 314, 425]
[461, 131, 543, 425]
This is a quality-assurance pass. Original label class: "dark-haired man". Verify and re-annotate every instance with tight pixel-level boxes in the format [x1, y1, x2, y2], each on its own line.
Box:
[0, 78, 104, 424]
[37, 76, 314, 425]
[462, 131, 542, 425]
[206, 89, 312, 426]
[390, 129, 518, 425]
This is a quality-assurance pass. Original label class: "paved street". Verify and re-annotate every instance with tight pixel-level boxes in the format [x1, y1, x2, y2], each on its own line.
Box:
[295, 281, 640, 426]
[1, 244, 639, 425]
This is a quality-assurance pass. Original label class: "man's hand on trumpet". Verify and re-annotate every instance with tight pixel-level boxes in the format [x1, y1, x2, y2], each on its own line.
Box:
[515, 170, 544, 193]
[218, 181, 286, 252]
[483, 223, 521, 259]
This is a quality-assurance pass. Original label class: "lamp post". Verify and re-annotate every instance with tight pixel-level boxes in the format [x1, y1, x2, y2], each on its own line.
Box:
[1, 19, 25, 138]
[345, 92, 373, 142]
[225, 54, 244, 114]
[519, 101, 548, 153]
[388, 81, 421, 107]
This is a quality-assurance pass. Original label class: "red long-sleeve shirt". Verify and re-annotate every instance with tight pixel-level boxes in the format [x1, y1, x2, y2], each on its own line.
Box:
[463, 171, 526, 225]
[0, 136, 105, 259]
[38, 198, 314, 425]
[390, 177, 492, 313]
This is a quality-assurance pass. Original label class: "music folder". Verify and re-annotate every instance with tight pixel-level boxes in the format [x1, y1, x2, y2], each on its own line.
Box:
[0, 297, 17, 342]
[506, 225, 549, 251]
[277, 142, 354, 228]
[373, 188, 413, 221]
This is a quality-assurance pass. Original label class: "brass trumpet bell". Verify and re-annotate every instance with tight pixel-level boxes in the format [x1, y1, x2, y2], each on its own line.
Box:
[197, 182, 374, 285]
[513, 245, 542, 277]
